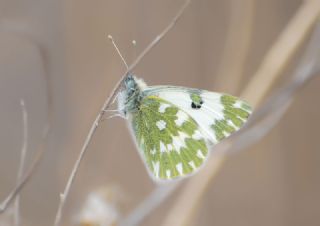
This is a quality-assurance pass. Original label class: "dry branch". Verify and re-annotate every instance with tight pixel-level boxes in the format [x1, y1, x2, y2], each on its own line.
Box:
[0, 128, 48, 214]
[214, 0, 255, 94]
[13, 100, 28, 226]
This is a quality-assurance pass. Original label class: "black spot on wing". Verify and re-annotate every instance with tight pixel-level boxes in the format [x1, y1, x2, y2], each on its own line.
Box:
[191, 101, 203, 109]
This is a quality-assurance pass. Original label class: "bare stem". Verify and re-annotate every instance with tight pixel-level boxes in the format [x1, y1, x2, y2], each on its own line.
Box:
[0, 130, 47, 214]
[53, 1, 192, 226]
[13, 100, 28, 226]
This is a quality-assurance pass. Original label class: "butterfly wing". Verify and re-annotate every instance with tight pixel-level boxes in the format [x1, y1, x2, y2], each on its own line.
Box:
[129, 95, 209, 181]
[143, 86, 252, 145]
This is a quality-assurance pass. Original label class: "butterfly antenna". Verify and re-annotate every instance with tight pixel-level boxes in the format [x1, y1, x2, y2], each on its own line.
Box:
[108, 35, 129, 70]
[132, 39, 137, 59]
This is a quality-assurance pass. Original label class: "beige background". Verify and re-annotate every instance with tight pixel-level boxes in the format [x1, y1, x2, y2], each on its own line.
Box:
[0, 0, 319, 225]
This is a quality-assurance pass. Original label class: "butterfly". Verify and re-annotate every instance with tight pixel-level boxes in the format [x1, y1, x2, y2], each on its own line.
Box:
[116, 74, 252, 182]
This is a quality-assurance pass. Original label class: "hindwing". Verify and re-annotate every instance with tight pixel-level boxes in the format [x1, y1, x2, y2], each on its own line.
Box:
[130, 95, 209, 181]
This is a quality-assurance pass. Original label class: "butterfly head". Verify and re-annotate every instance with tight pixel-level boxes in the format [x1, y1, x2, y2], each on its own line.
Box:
[117, 74, 147, 117]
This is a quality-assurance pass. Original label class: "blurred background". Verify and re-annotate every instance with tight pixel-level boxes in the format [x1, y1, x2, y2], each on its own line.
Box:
[0, 0, 319, 225]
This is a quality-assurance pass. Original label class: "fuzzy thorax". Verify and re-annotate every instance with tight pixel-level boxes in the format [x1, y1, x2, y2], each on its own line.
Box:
[117, 75, 147, 117]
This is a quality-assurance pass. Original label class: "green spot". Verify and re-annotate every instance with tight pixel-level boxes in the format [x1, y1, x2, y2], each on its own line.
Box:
[190, 92, 203, 105]
[160, 153, 171, 178]
[169, 151, 180, 177]
[185, 138, 205, 166]
[165, 106, 178, 116]
[180, 120, 197, 136]
[241, 102, 252, 112]
[221, 94, 237, 105]
[180, 150, 192, 174]
[211, 119, 236, 141]
[210, 94, 252, 141]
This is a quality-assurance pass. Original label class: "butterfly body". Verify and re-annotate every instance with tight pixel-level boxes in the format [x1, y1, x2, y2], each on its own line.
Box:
[117, 74, 252, 182]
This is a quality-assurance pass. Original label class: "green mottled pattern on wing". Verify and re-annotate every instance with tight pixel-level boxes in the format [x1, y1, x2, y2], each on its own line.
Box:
[131, 96, 208, 180]
[211, 94, 252, 141]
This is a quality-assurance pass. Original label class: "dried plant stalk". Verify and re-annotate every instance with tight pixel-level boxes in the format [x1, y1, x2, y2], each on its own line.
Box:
[0, 129, 48, 214]
[0, 100, 50, 220]
[214, 0, 255, 94]
[161, 1, 320, 226]
[242, 0, 320, 104]
[13, 100, 28, 226]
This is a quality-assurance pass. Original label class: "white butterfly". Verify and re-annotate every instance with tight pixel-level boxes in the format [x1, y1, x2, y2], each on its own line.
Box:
[117, 75, 252, 181]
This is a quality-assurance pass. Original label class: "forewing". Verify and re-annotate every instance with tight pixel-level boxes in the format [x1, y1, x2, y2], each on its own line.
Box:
[130, 95, 209, 181]
[143, 86, 252, 145]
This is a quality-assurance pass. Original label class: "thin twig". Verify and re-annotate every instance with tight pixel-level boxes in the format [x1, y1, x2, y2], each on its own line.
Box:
[53, 1, 192, 226]
[13, 100, 28, 226]
[161, 2, 320, 224]
[0, 130, 47, 214]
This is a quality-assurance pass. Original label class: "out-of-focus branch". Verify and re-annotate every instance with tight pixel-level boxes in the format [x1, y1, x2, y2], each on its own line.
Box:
[53, 1, 192, 226]
[214, 0, 255, 94]
[161, 2, 320, 226]
[241, 0, 320, 105]
[13, 100, 28, 226]
[221, 21, 320, 156]
[0, 127, 48, 214]
[120, 182, 180, 226]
